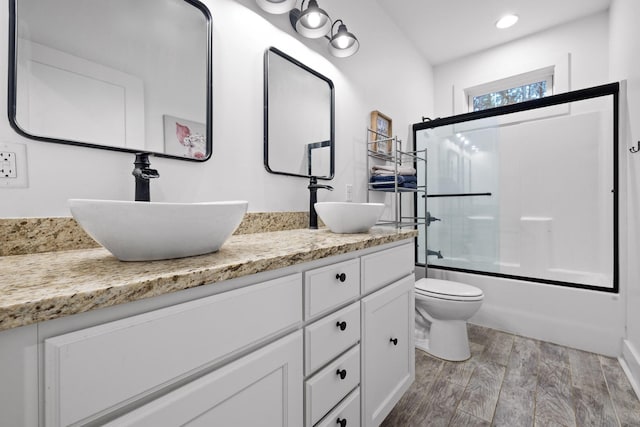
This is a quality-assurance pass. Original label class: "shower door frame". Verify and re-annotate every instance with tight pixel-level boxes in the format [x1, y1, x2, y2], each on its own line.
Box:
[413, 82, 620, 293]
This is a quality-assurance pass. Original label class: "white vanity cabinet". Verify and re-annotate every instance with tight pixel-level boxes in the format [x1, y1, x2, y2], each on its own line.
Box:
[0, 239, 415, 427]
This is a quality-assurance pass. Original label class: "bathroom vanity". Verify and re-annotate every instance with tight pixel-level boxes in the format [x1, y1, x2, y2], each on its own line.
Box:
[0, 225, 415, 427]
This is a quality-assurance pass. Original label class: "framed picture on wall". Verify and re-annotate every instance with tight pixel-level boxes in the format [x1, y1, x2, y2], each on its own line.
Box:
[163, 115, 206, 159]
[370, 110, 393, 154]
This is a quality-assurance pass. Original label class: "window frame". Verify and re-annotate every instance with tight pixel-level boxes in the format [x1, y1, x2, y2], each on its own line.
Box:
[465, 66, 555, 112]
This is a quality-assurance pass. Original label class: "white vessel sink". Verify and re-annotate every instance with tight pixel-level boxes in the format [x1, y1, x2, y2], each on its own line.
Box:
[69, 199, 248, 261]
[314, 202, 385, 234]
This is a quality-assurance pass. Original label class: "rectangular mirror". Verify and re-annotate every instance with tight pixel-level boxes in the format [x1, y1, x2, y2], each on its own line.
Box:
[8, 0, 212, 161]
[264, 47, 334, 179]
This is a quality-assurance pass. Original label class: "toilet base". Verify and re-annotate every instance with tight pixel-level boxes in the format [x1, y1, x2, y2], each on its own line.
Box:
[415, 319, 471, 362]
[415, 337, 431, 354]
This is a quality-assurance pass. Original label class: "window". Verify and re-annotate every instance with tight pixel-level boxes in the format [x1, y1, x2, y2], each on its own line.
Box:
[466, 66, 554, 112]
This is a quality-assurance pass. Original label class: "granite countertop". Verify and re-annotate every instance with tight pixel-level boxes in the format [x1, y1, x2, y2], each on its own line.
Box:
[0, 227, 416, 332]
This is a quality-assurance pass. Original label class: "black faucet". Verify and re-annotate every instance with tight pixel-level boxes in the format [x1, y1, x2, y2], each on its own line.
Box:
[308, 176, 333, 229]
[132, 153, 159, 202]
[427, 249, 444, 259]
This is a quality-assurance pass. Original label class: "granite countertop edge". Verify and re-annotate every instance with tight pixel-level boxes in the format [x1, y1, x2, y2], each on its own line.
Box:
[0, 227, 417, 332]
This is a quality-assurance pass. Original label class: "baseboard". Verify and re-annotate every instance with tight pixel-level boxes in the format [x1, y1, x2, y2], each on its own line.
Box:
[470, 303, 622, 357]
[621, 340, 640, 400]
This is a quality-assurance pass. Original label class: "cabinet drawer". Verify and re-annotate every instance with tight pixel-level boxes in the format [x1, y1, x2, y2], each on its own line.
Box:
[44, 274, 302, 427]
[107, 331, 303, 427]
[361, 243, 414, 294]
[305, 258, 360, 319]
[315, 387, 360, 427]
[305, 302, 360, 375]
[305, 344, 360, 426]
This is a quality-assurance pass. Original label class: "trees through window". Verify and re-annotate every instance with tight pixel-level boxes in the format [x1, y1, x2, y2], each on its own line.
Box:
[466, 67, 554, 112]
[472, 80, 547, 111]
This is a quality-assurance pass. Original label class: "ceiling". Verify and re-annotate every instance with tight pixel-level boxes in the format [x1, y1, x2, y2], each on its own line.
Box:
[376, 0, 612, 65]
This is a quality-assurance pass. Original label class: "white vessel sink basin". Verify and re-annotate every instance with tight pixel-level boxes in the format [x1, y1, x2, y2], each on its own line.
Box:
[314, 202, 385, 234]
[69, 199, 248, 261]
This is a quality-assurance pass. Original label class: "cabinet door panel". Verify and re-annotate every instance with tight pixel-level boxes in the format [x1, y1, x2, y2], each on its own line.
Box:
[107, 331, 303, 427]
[361, 275, 415, 427]
[45, 273, 302, 426]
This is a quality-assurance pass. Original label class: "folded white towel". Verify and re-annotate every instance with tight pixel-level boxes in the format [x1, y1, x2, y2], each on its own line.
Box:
[371, 164, 417, 176]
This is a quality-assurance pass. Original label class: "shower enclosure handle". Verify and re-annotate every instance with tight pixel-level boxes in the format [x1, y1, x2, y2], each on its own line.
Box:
[424, 192, 492, 198]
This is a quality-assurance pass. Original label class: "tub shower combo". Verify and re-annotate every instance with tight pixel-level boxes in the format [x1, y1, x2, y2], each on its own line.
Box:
[414, 83, 619, 293]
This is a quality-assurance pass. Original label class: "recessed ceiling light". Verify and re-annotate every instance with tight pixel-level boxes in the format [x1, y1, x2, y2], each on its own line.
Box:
[496, 14, 519, 29]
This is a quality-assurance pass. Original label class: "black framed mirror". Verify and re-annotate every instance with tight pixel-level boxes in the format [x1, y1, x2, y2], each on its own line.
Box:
[7, 0, 213, 161]
[264, 47, 334, 179]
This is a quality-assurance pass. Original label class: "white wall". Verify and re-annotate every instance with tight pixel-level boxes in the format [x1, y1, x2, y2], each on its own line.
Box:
[0, 0, 434, 217]
[433, 11, 610, 118]
[610, 0, 640, 393]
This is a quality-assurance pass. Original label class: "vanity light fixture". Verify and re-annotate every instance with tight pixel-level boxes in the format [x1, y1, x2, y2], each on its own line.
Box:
[328, 19, 359, 58]
[256, 0, 296, 14]
[495, 14, 519, 29]
[258, 0, 360, 57]
[290, 0, 331, 38]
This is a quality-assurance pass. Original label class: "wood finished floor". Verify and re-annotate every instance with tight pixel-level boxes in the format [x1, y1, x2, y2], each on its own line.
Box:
[382, 324, 640, 427]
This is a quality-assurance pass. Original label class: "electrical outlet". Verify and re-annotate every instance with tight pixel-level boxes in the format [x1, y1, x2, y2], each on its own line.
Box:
[0, 142, 28, 188]
[346, 184, 353, 202]
[0, 152, 17, 178]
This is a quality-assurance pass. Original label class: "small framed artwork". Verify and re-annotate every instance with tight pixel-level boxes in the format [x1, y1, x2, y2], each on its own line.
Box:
[370, 110, 393, 154]
[163, 115, 206, 159]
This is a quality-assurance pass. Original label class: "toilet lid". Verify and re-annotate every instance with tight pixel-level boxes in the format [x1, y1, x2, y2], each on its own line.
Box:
[415, 278, 483, 298]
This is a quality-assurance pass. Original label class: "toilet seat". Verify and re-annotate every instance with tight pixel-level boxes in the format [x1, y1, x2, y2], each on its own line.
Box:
[415, 278, 484, 301]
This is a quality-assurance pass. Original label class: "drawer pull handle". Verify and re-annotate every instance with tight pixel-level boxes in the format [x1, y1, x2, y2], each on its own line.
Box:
[336, 369, 347, 380]
[390, 337, 398, 346]
[336, 321, 347, 331]
[336, 418, 347, 427]
[335, 273, 347, 282]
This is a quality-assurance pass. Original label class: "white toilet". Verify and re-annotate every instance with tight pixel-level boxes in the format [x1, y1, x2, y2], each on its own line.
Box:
[414, 278, 484, 361]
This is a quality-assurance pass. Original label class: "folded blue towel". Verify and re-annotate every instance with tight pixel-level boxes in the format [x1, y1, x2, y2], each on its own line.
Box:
[370, 175, 417, 189]
[370, 175, 402, 183]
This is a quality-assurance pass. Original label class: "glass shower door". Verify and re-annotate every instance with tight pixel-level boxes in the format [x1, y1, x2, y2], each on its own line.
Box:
[414, 83, 618, 292]
[416, 124, 500, 272]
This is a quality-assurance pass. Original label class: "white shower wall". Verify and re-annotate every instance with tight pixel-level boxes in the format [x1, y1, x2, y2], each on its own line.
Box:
[498, 109, 614, 286]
